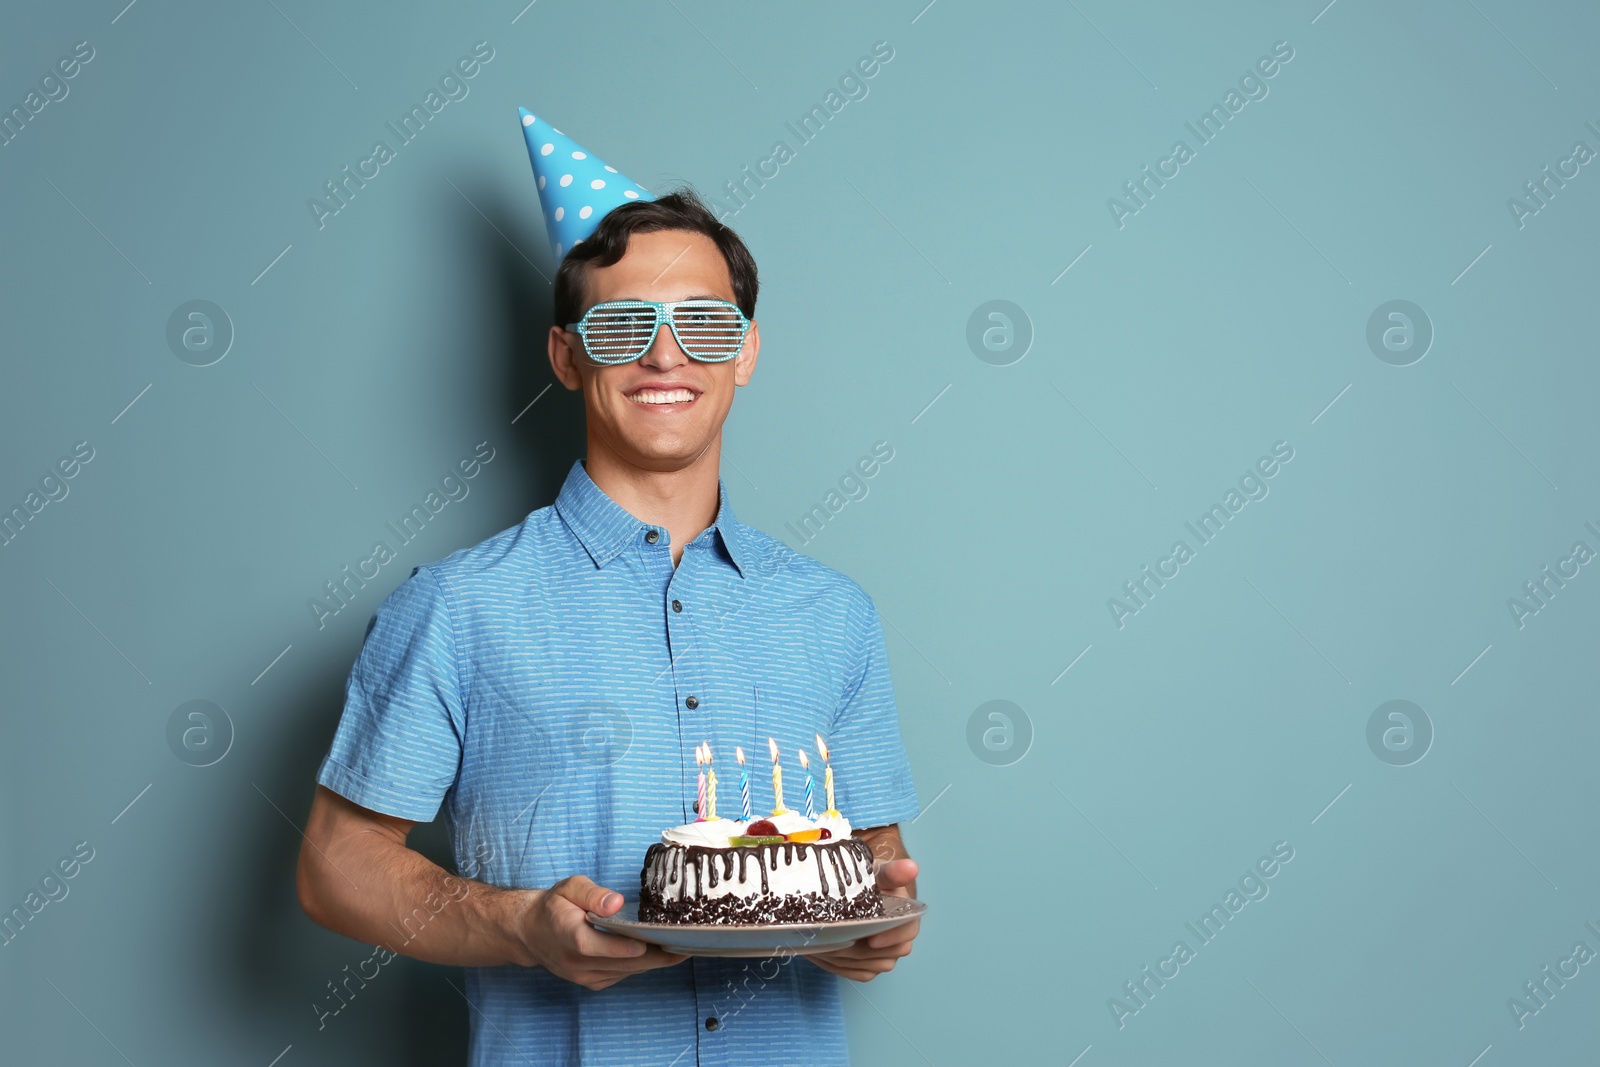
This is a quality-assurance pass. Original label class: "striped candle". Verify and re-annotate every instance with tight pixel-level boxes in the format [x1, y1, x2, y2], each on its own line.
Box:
[798, 749, 815, 819]
[736, 746, 752, 821]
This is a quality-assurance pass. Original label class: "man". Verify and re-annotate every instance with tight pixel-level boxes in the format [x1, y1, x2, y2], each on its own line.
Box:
[296, 110, 922, 1065]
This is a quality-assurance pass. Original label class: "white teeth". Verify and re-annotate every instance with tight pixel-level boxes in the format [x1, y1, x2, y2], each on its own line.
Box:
[630, 389, 696, 405]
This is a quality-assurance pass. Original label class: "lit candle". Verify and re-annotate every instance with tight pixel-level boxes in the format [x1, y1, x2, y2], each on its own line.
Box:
[799, 749, 815, 819]
[736, 746, 752, 821]
[816, 734, 837, 816]
[705, 743, 719, 821]
[695, 744, 707, 821]
[768, 736, 787, 814]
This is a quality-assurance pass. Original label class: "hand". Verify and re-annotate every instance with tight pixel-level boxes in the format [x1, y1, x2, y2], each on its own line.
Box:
[518, 875, 686, 990]
[807, 858, 920, 982]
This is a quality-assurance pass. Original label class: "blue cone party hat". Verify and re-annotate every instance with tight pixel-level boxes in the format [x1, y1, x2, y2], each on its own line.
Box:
[518, 107, 654, 261]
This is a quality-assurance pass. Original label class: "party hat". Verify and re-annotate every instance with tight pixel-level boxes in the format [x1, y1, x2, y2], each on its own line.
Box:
[518, 108, 654, 261]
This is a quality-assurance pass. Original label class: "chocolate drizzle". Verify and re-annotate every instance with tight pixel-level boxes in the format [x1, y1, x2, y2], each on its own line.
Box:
[639, 838, 882, 925]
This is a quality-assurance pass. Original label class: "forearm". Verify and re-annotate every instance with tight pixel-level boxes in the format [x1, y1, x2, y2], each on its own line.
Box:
[298, 814, 535, 968]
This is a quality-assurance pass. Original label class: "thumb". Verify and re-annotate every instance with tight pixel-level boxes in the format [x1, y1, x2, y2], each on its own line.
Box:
[875, 858, 918, 891]
[553, 875, 624, 916]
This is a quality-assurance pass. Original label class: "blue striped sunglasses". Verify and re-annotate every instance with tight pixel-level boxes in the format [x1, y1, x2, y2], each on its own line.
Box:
[567, 298, 752, 364]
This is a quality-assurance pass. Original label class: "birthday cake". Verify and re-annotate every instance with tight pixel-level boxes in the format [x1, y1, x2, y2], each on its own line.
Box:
[638, 739, 882, 925]
[638, 811, 882, 925]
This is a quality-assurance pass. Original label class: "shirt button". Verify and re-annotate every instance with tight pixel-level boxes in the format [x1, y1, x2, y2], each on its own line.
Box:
[644, 529, 660, 544]
[685, 695, 699, 710]
[671, 599, 683, 613]
[705, 1016, 719, 1031]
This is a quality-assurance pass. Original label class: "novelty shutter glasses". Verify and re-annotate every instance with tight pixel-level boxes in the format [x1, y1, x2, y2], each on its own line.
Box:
[567, 299, 751, 364]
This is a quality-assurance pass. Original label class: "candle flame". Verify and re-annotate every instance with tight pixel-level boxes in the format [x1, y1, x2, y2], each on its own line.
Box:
[703, 743, 713, 763]
[815, 734, 829, 761]
[694, 745, 704, 766]
[798, 749, 810, 768]
[735, 745, 746, 764]
[768, 736, 779, 761]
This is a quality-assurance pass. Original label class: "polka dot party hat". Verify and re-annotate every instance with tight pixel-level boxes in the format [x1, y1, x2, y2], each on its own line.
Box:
[518, 107, 654, 262]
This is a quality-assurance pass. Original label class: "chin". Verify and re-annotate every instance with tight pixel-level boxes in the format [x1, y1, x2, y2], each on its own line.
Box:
[592, 406, 725, 467]
[610, 437, 703, 468]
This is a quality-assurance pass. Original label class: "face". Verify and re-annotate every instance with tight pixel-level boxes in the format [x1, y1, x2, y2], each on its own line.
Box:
[549, 229, 760, 474]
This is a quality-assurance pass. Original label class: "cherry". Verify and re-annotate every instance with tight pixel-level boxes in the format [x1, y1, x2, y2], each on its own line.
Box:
[818, 828, 832, 840]
[746, 819, 779, 836]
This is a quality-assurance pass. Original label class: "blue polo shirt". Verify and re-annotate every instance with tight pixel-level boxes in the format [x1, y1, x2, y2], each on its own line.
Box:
[316, 458, 920, 1066]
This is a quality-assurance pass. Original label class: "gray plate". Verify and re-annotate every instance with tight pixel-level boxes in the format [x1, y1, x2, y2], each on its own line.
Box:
[587, 896, 926, 958]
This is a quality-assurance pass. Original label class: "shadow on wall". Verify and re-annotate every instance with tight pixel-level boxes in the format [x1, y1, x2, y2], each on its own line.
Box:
[233, 177, 586, 1065]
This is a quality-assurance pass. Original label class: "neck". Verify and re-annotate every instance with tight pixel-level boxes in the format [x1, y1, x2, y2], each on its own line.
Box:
[583, 434, 722, 567]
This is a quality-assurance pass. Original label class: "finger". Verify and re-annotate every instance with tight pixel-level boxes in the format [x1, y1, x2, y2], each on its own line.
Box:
[633, 947, 689, 969]
[806, 955, 859, 979]
[864, 919, 920, 950]
[575, 947, 689, 980]
[577, 962, 666, 990]
[874, 858, 919, 891]
[584, 964, 679, 990]
[572, 921, 650, 959]
[812, 939, 913, 964]
[815, 918, 920, 957]
[551, 875, 624, 916]
[810, 956, 888, 982]
[811, 942, 871, 962]
[574, 925, 692, 969]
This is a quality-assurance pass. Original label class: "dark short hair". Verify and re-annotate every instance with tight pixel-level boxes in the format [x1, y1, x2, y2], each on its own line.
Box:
[552, 186, 759, 330]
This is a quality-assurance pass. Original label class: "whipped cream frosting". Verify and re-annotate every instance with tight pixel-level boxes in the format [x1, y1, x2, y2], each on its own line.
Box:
[660, 809, 853, 848]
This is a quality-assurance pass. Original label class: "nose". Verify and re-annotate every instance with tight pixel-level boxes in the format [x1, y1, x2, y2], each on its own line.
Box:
[637, 313, 689, 370]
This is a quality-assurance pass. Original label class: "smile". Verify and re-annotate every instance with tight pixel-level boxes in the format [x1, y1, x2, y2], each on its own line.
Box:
[628, 388, 699, 406]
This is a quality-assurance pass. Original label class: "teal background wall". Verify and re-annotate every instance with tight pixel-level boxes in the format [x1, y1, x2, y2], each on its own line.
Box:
[4, 1, 1598, 1063]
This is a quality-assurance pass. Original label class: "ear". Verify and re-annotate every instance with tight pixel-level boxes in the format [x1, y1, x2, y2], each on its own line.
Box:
[733, 320, 760, 387]
[548, 325, 585, 391]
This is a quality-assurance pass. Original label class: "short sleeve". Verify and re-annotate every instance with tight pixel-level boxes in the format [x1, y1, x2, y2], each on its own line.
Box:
[828, 585, 920, 829]
[316, 565, 466, 823]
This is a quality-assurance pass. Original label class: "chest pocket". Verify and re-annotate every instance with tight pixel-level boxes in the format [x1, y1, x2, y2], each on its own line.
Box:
[730, 677, 838, 797]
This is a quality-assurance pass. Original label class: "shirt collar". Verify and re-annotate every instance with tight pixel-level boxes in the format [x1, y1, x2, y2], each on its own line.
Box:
[553, 459, 750, 579]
